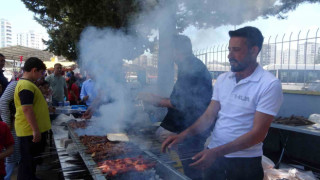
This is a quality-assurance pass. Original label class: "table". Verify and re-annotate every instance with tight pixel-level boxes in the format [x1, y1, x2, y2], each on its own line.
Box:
[266, 123, 320, 170]
[270, 123, 320, 137]
[50, 115, 79, 180]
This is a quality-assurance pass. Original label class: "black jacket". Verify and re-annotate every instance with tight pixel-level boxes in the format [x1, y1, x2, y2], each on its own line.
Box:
[160, 55, 212, 135]
[0, 70, 9, 97]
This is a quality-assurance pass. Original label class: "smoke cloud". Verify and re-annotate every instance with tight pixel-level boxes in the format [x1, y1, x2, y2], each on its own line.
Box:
[77, 0, 285, 135]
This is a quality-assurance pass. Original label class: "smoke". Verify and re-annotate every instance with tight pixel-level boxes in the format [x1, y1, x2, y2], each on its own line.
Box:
[76, 0, 287, 135]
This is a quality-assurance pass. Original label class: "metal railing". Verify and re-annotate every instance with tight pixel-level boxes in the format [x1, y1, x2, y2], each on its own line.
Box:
[195, 28, 320, 92]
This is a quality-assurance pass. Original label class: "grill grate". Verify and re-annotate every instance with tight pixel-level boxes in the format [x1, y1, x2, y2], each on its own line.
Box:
[67, 122, 191, 180]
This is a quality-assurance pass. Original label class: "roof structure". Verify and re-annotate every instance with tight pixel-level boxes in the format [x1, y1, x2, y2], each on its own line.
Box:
[0, 45, 66, 61]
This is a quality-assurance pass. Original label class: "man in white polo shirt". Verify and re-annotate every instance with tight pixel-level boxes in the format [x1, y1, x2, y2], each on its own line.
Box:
[162, 26, 283, 180]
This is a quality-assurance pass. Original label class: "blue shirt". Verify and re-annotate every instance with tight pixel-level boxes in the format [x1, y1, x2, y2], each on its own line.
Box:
[80, 79, 97, 106]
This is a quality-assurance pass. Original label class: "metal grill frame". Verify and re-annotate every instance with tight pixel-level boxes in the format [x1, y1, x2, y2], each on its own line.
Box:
[67, 124, 191, 180]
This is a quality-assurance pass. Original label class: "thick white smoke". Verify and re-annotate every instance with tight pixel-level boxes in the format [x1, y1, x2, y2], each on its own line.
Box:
[76, 0, 285, 135]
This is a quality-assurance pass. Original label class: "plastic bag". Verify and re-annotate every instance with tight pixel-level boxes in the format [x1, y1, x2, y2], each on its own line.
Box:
[262, 155, 275, 170]
[288, 168, 317, 180]
[264, 168, 294, 180]
[308, 114, 320, 124]
[264, 168, 317, 180]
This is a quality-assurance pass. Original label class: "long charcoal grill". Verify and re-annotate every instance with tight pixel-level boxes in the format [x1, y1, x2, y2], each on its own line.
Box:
[67, 124, 191, 180]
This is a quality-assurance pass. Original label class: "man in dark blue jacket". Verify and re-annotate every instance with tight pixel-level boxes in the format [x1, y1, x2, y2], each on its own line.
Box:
[141, 35, 212, 180]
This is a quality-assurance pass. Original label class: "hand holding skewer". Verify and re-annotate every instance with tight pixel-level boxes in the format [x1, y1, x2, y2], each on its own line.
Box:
[161, 133, 187, 153]
[189, 148, 219, 169]
[82, 109, 93, 120]
[137, 92, 163, 107]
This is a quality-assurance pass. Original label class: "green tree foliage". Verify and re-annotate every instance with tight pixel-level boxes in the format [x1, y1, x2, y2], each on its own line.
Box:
[22, 0, 320, 60]
[22, 0, 150, 60]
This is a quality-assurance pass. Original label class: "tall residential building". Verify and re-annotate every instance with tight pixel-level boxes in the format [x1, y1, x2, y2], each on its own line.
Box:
[0, 19, 13, 47]
[297, 42, 320, 64]
[16, 30, 46, 50]
[282, 49, 297, 65]
[259, 44, 276, 66]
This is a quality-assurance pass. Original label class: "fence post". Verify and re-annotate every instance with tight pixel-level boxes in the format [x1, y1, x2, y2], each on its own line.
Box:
[304, 29, 310, 86]
[205, 47, 208, 66]
[314, 28, 319, 70]
[280, 33, 286, 70]
[267, 36, 271, 70]
[210, 46, 214, 67]
[216, 44, 220, 71]
[288, 32, 293, 70]
[220, 45, 224, 70]
[212, 46, 216, 72]
[274, 34, 278, 72]
[296, 30, 301, 72]
[225, 44, 228, 71]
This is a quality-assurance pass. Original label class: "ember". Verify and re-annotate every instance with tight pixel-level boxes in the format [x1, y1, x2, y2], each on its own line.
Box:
[97, 156, 155, 176]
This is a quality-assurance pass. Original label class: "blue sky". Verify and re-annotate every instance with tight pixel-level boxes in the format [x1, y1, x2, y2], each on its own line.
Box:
[0, 0, 48, 36]
[1, 0, 319, 49]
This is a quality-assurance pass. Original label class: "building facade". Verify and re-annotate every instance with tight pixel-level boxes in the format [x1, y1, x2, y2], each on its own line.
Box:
[16, 30, 46, 50]
[297, 42, 320, 64]
[0, 19, 13, 48]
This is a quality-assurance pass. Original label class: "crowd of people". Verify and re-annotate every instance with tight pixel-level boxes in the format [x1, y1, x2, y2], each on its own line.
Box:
[0, 56, 93, 180]
[0, 26, 284, 180]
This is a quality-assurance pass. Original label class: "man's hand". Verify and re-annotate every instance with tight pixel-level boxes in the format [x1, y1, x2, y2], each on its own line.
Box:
[82, 109, 93, 119]
[33, 130, 41, 143]
[137, 93, 162, 106]
[83, 96, 89, 102]
[161, 133, 187, 153]
[189, 148, 219, 169]
[48, 106, 56, 113]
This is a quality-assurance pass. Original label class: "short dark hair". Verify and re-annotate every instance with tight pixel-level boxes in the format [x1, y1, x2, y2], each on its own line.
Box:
[54, 63, 62, 68]
[173, 35, 193, 55]
[0, 53, 5, 58]
[229, 26, 264, 52]
[23, 57, 46, 72]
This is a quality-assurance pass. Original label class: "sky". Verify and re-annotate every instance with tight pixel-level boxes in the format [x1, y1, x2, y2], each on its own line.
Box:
[0, 0, 320, 50]
[0, 0, 48, 38]
[184, 2, 320, 50]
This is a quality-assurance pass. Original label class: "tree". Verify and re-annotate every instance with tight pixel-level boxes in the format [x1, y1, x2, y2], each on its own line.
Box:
[22, 0, 151, 60]
[22, 0, 320, 60]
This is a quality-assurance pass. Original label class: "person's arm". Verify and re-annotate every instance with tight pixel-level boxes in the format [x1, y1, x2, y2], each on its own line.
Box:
[64, 86, 68, 101]
[138, 93, 174, 108]
[80, 83, 88, 102]
[22, 105, 41, 143]
[189, 111, 274, 168]
[157, 97, 174, 108]
[0, 145, 14, 160]
[161, 100, 220, 152]
[0, 82, 16, 129]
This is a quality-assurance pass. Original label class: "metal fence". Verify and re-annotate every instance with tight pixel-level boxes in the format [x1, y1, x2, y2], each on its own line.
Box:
[194, 28, 320, 91]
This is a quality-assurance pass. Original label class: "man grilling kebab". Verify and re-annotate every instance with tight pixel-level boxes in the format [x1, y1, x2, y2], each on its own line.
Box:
[161, 26, 284, 180]
[139, 35, 213, 180]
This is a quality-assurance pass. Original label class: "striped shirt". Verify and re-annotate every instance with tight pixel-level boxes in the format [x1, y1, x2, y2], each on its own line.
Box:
[0, 81, 20, 163]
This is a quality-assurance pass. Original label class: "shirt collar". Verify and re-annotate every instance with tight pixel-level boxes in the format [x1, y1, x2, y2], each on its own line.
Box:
[228, 64, 264, 82]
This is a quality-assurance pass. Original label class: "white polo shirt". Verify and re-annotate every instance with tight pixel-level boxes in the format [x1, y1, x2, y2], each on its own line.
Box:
[208, 65, 283, 157]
